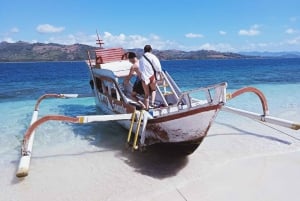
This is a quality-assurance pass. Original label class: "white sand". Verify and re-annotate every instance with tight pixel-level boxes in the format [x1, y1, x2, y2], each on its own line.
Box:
[1, 112, 300, 201]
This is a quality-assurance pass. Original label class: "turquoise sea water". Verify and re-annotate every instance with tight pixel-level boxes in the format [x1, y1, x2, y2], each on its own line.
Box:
[0, 59, 300, 167]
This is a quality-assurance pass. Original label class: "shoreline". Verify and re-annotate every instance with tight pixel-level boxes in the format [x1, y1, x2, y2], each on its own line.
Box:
[2, 113, 300, 201]
[1, 60, 299, 200]
[2, 57, 300, 64]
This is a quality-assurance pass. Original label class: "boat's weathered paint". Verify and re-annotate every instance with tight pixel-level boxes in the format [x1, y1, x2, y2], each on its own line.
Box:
[146, 104, 222, 143]
[89, 60, 226, 149]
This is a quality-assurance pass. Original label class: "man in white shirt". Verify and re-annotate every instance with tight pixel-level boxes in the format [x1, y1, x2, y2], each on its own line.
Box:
[139, 45, 162, 109]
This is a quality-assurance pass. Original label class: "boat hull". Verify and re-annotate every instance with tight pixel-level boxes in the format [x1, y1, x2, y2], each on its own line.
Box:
[89, 65, 227, 155]
[94, 94, 222, 154]
[146, 138, 204, 155]
[146, 104, 221, 144]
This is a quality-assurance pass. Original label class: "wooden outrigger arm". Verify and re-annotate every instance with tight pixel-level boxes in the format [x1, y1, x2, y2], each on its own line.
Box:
[16, 113, 135, 178]
[17, 87, 299, 178]
[16, 93, 151, 178]
[223, 106, 300, 130]
[16, 93, 140, 178]
[17, 93, 92, 178]
[224, 87, 300, 130]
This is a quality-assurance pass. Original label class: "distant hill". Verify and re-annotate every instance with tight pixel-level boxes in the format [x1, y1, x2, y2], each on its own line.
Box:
[0, 41, 91, 62]
[0, 41, 251, 62]
[128, 48, 248, 60]
[240, 51, 300, 58]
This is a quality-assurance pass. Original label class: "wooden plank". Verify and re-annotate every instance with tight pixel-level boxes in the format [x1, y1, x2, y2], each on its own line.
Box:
[223, 106, 300, 130]
[78, 114, 133, 123]
[95, 48, 126, 64]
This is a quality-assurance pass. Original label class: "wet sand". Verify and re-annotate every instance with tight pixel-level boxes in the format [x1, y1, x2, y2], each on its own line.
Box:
[1, 113, 300, 201]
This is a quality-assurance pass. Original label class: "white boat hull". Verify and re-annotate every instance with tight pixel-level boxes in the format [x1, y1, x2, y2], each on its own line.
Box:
[95, 92, 222, 146]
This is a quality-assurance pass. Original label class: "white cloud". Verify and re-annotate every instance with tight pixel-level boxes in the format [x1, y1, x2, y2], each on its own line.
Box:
[46, 32, 182, 50]
[238, 37, 300, 51]
[102, 32, 182, 49]
[185, 33, 204, 38]
[257, 43, 268, 47]
[238, 40, 283, 51]
[238, 24, 261, 36]
[11, 27, 300, 52]
[287, 36, 300, 45]
[285, 28, 297, 34]
[47, 33, 96, 46]
[36, 24, 65, 33]
[198, 43, 235, 52]
[219, 30, 227, 35]
[10, 27, 19, 33]
[2, 37, 15, 43]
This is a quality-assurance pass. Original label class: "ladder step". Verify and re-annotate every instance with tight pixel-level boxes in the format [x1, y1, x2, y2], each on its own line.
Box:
[158, 84, 169, 87]
[163, 92, 174, 95]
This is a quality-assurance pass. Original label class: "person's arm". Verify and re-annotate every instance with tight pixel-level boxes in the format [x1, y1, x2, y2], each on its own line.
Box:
[124, 67, 134, 84]
[124, 64, 138, 84]
[152, 55, 162, 72]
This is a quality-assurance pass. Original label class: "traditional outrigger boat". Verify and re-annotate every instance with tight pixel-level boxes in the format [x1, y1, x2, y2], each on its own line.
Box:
[16, 37, 300, 178]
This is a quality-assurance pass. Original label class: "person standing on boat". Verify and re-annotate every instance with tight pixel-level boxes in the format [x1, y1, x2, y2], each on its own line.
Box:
[124, 52, 146, 108]
[139, 45, 162, 109]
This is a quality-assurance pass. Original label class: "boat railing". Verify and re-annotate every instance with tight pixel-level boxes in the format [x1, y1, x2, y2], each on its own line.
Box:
[176, 82, 227, 108]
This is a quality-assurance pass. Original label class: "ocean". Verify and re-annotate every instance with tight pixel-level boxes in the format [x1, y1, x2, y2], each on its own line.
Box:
[1, 59, 300, 167]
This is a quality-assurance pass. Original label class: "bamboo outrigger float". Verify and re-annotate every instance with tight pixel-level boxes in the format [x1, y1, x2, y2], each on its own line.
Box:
[16, 37, 300, 178]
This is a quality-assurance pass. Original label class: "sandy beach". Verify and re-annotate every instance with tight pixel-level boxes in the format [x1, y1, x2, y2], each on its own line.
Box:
[1, 0, 300, 199]
[1, 111, 300, 201]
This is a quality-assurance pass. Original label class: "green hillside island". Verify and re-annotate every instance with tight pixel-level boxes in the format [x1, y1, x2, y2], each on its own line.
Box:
[0, 41, 253, 62]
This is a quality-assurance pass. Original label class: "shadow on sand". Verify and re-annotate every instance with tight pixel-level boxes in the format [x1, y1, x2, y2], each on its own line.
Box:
[208, 121, 292, 145]
[14, 101, 294, 182]
[117, 146, 189, 179]
[56, 103, 189, 179]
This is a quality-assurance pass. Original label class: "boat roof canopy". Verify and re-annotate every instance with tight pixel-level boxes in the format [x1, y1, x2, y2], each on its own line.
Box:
[94, 60, 132, 79]
[88, 47, 133, 79]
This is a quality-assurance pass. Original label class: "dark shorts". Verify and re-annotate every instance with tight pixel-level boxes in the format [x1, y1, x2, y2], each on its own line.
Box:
[133, 79, 154, 95]
[133, 79, 144, 95]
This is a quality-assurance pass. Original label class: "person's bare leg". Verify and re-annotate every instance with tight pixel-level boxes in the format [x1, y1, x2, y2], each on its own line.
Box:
[131, 91, 139, 102]
[150, 81, 156, 106]
[131, 91, 145, 108]
[142, 81, 150, 109]
[151, 90, 156, 106]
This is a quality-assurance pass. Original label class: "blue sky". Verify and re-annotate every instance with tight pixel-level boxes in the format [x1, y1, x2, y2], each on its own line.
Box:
[1, 0, 300, 52]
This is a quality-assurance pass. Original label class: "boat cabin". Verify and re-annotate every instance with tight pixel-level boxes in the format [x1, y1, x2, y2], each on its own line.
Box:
[87, 47, 227, 117]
